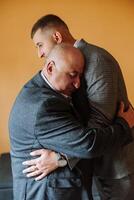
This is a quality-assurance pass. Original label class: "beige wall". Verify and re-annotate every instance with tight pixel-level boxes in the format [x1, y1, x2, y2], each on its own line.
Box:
[0, 0, 134, 153]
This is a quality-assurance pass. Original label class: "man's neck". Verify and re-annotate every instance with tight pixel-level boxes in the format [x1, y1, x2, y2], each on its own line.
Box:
[63, 35, 76, 45]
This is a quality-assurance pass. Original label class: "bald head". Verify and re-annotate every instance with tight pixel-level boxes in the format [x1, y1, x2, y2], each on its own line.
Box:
[46, 43, 84, 69]
[43, 43, 84, 96]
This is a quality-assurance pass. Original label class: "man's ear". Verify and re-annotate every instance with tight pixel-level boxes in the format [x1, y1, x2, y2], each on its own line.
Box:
[52, 31, 62, 44]
[47, 61, 55, 75]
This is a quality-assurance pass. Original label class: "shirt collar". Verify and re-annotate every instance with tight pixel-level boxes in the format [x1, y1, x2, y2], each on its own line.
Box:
[41, 71, 55, 91]
[74, 39, 82, 47]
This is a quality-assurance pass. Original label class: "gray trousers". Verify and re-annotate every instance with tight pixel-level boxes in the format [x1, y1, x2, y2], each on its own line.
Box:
[93, 174, 134, 200]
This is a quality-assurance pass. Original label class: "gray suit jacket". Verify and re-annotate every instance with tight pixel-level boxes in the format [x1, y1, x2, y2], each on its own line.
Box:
[74, 39, 134, 178]
[9, 72, 132, 199]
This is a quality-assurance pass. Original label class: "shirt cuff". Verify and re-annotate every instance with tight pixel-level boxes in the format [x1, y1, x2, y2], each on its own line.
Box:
[65, 156, 80, 170]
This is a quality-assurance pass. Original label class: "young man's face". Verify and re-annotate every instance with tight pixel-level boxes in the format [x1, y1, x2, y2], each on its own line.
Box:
[33, 28, 56, 58]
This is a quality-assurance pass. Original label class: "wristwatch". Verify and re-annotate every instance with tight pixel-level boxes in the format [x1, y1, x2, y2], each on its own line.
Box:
[56, 153, 67, 167]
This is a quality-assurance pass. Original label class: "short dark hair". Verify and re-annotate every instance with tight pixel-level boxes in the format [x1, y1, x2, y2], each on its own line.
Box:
[31, 14, 69, 38]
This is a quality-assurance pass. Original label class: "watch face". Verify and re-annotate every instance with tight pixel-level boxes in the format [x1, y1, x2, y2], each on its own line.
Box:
[58, 159, 67, 167]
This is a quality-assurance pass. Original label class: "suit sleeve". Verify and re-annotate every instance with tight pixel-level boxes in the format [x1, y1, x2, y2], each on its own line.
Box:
[82, 52, 130, 129]
[67, 49, 130, 167]
[34, 97, 132, 159]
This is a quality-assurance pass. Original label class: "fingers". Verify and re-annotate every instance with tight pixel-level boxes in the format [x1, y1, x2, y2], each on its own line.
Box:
[118, 101, 125, 114]
[23, 167, 49, 180]
[26, 170, 41, 178]
[23, 165, 37, 174]
[35, 172, 48, 181]
[30, 149, 45, 156]
[22, 159, 37, 166]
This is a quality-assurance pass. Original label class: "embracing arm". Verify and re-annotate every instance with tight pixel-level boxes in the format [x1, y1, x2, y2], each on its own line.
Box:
[22, 101, 134, 180]
[34, 97, 133, 158]
[67, 49, 131, 168]
[23, 97, 134, 180]
[84, 51, 129, 125]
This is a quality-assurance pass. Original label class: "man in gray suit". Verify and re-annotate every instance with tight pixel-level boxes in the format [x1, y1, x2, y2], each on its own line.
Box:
[9, 43, 134, 200]
[23, 15, 134, 199]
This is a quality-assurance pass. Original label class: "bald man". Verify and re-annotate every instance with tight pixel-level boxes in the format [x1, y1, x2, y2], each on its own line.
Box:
[9, 44, 134, 200]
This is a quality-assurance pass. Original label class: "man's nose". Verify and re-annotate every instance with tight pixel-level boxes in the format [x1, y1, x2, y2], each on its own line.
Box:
[73, 77, 81, 89]
[38, 49, 44, 58]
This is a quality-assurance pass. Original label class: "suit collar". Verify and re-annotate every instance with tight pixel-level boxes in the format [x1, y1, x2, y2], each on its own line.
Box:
[32, 71, 49, 88]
